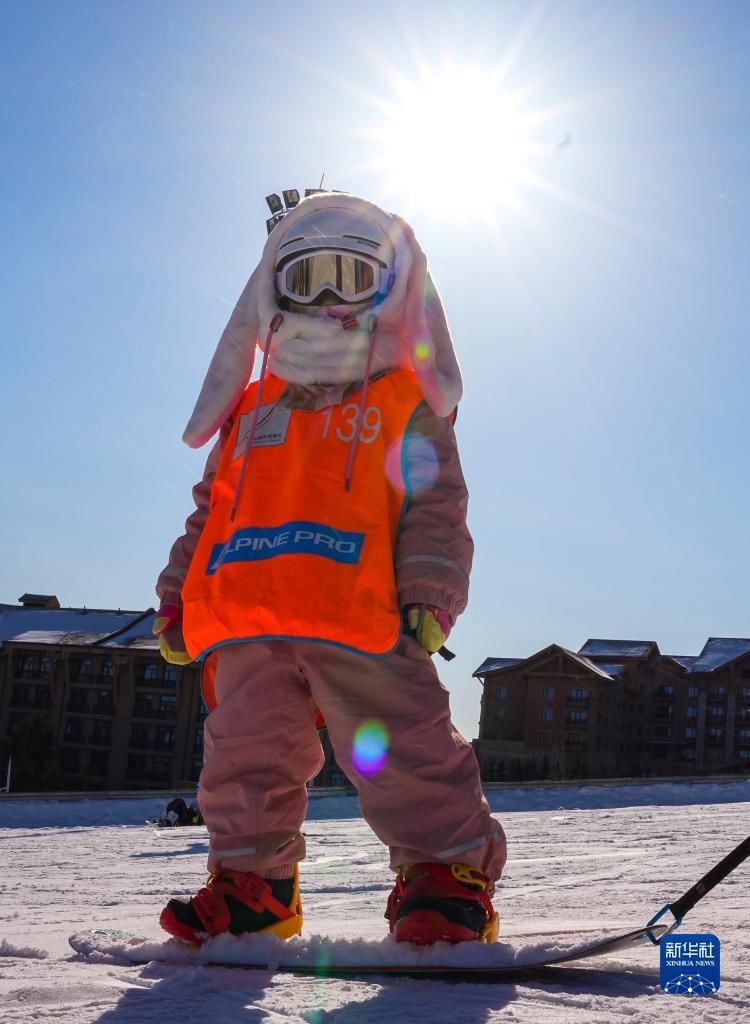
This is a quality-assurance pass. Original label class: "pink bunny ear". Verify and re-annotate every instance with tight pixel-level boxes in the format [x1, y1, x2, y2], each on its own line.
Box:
[396, 218, 463, 417]
[182, 269, 261, 448]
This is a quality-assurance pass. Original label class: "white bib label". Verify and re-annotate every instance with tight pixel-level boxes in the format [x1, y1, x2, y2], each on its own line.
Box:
[234, 404, 291, 459]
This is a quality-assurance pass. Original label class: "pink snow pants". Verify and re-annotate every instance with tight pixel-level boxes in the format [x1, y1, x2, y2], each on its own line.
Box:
[199, 637, 507, 880]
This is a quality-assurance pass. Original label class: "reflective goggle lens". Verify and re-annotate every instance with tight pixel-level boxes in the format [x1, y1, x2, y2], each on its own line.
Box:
[284, 253, 376, 301]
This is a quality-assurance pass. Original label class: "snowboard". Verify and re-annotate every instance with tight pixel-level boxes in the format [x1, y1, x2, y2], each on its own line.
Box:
[69, 923, 666, 981]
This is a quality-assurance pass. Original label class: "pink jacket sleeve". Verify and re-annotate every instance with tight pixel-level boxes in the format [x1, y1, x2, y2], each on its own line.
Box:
[155, 427, 228, 609]
[396, 404, 474, 622]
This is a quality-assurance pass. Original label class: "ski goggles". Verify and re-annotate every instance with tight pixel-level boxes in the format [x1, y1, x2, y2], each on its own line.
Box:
[275, 250, 393, 306]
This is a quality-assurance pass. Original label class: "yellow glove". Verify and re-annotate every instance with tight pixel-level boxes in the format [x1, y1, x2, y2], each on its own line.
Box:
[153, 604, 193, 666]
[407, 605, 451, 654]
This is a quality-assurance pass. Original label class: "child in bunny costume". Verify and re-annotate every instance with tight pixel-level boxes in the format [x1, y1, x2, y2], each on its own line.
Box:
[155, 191, 507, 946]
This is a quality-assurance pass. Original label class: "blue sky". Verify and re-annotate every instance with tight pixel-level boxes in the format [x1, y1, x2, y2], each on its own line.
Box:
[2, 1, 749, 738]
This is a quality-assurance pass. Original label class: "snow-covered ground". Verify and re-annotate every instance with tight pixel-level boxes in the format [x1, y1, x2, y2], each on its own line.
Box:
[1, 779, 748, 1022]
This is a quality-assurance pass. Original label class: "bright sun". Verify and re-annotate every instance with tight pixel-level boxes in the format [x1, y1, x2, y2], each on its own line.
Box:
[377, 66, 537, 214]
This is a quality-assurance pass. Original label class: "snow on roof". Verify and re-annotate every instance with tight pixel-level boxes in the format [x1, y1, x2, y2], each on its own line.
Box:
[594, 662, 627, 678]
[690, 638, 750, 674]
[559, 648, 617, 681]
[475, 647, 618, 682]
[665, 655, 699, 670]
[473, 657, 524, 677]
[578, 639, 658, 659]
[0, 604, 156, 649]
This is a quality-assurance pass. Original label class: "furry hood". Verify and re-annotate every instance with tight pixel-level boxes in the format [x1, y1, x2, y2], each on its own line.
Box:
[183, 192, 462, 448]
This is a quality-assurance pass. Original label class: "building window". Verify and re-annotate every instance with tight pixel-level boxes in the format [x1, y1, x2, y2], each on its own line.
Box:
[654, 705, 673, 719]
[654, 726, 671, 738]
[741, 688, 750, 698]
[93, 720, 112, 743]
[541, 708, 553, 721]
[569, 688, 588, 702]
[126, 754, 145, 780]
[156, 727, 175, 750]
[710, 687, 725, 699]
[709, 727, 722, 741]
[133, 697, 152, 718]
[164, 664, 177, 684]
[79, 659, 94, 681]
[709, 706, 723, 720]
[656, 685, 673, 698]
[493, 708, 505, 719]
[89, 749, 109, 776]
[542, 687, 555, 699]
[739, 750, 750, 760]
[159, 695, 177, 719]
[68, 688, 88, 712]
[101, 660, 114, 678]
[687, 686, 699, 698]
[739, 729, 750, 741]
[13, 655, 38, 679]
[152, 757, 171, 783]
[63, 719, 84, 743]
[130, 725, 149, 747]
[569, 710, 587, 722]
[39, 656, 52, 679]
[685, 727, 696, 739]
[141, 662, 159, 682]
[687, 706, 697, 719]
[96, 690, 114, 712]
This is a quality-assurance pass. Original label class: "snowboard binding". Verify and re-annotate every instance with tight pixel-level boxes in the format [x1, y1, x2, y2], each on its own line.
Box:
[160, 864, 302, 944]
[386, 862, 500, 945]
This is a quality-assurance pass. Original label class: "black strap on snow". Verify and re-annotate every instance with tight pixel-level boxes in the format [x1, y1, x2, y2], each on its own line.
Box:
[670, 834, 750, 920]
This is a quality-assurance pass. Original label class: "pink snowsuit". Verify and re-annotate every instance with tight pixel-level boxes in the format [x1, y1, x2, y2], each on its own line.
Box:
[157, 380, 507, 882]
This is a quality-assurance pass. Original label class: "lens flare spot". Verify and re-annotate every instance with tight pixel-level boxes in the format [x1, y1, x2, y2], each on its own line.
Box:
[404, 434, 439, 493]
[385, 434, 439, 494]
[352, 720, 390, 776]
[414, 340, 432, 363]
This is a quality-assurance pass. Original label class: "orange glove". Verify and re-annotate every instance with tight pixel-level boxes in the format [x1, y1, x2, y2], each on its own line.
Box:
[153, 604, 192, 665]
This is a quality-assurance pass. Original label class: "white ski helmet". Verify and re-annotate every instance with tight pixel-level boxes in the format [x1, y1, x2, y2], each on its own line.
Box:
[274, 205, 396, 307]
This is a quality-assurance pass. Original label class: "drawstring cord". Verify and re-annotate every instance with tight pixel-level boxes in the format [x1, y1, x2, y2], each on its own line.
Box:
[344, 313, 378, 493]
[229, 313, 284, 523]
[228, 308, 375, 520]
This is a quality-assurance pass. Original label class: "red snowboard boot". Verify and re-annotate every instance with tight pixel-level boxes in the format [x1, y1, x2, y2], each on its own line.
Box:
[385, 862, 499, 945]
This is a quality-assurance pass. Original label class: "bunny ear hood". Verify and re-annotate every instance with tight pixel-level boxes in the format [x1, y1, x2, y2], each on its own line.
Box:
[182, 193, 462, 448]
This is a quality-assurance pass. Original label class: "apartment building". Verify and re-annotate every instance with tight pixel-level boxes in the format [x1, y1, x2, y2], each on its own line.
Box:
[0, 595, 346, 791]
[473, 637, 750, 781]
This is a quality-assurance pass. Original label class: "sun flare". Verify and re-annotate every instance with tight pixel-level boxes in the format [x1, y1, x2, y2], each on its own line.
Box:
[376, 66, 536, 213]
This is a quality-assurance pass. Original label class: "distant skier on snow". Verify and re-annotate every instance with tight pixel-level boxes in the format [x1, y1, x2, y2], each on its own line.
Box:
[165, 797, 204, 827]
[153, 190, 507, 945]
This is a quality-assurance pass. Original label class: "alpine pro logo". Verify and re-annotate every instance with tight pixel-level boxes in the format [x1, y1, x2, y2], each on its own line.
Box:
[207, 521, 365, 574]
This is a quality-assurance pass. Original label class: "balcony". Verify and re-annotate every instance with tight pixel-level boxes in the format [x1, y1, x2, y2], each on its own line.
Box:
[13, 669, 53, 682]
[62, 732, 86, 745]
[71, 674, 115, 686]
[10, 695, 52, 711]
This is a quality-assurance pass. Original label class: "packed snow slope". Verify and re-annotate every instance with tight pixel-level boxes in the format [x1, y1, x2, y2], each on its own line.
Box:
[1, 779, 748, 1022]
